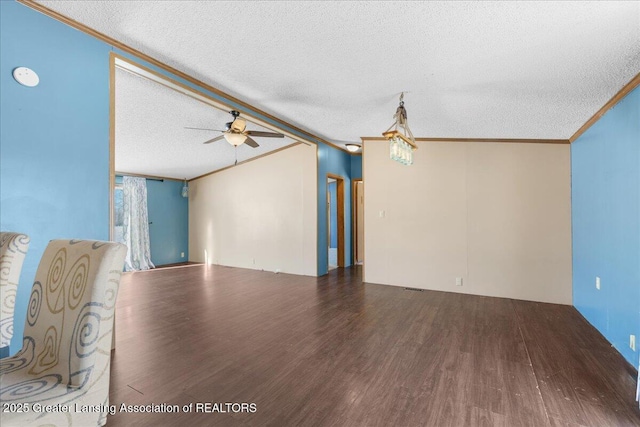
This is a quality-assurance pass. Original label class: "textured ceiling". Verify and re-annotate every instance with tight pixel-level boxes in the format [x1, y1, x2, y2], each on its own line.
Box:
[39, 1, 640, 148]
[115, 69, 295, 180]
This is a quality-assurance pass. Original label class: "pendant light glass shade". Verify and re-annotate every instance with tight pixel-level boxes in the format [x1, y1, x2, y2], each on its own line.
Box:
[389, 135, 413, 165]
[224, 132, 248, 146]
[383, 92, 417, 165]
[181, 179, 188, 198]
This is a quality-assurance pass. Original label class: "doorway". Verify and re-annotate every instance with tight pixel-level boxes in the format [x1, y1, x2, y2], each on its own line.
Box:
[352, 179, 364, 265]
[327, 174, 345, 269]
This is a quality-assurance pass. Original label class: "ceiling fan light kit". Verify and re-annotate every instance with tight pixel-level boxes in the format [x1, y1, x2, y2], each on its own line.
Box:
[189, 110, 284, 153]
[224, 132, 248, 146]
[383, 92, 417, 166]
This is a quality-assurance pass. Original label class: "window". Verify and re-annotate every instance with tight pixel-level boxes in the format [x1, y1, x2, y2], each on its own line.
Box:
[114, 183, 124, 243]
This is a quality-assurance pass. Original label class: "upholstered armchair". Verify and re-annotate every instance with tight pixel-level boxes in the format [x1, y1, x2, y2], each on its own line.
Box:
[0, 232, 30, 356]
[0, 240, 127, 427]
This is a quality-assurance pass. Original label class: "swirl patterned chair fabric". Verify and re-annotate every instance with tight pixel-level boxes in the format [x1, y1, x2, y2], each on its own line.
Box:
[0, 240, 127, 427]
[0, 232, 30, 356]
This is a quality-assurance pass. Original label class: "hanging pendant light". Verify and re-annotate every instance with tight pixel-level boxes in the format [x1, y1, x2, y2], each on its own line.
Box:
[181, 178, 188, 198]
[382, 92, 417, 165]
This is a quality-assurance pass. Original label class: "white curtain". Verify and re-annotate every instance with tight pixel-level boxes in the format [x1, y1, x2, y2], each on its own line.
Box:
[122, 176, 155, 271]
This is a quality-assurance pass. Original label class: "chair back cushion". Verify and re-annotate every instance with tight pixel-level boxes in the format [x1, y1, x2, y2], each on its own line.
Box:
[0, 232, 30, 349]
[22, 240, 126, 387]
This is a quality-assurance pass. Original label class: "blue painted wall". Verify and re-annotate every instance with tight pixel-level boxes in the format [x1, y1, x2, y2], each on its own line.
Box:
[116, 176, 189, 266]
[146, 179, 189, 266]
[0, 1, 111, 355]
[351, 154, 362, 180]
[571, 85, 640, 366]
[328, 182, 337, 248]
[317, 143, 353, 275]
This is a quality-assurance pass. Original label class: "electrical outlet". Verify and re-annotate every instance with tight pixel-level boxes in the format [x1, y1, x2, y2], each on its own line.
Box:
[456, 277, 463, 286]
[595, 276, 600, 290]
[252, 258, 256, 265]
[180, 252, 185, 258]
[630, 335, 636, 351]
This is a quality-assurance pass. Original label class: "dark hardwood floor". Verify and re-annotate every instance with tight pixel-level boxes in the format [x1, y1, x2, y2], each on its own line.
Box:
[108, 265, 640, 427]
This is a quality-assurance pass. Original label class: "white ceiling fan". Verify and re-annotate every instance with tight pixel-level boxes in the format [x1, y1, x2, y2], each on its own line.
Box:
[186, 110, 284, 148]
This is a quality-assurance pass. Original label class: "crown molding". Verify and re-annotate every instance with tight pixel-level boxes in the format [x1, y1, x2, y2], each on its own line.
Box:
[189, 143, 301, 182]
[19, 0, 637, 151]
[361, 137, 569, 144]
[115, 172, 184, 182]
[17, 0, 354, 155]
[569, 72, 640, 143]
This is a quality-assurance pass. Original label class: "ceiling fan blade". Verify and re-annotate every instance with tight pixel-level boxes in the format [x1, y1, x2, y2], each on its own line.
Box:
[203, 135, 225, 144]
[244, 136, 260, 148]
[246, 130, 284, 138]
[185, 126, 223, 131]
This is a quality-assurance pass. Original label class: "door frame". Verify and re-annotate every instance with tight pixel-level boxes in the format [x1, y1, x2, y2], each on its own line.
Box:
[327, 173, 345, 268]
[351, 178, 363, 265]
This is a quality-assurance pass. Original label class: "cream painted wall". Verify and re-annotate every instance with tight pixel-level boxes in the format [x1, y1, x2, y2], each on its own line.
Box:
[363, 140, 572, 304]
[189, 144, 317, 276]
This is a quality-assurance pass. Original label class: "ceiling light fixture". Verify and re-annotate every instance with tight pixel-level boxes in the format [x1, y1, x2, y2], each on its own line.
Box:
[382, 92, 417, 165]
[13, 67, 39, 87]
[223, 132, 247, 146]
[345, 144, 361, 153]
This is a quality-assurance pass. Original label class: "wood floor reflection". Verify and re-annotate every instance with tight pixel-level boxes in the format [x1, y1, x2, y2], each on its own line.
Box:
[107, 265, 640, 426]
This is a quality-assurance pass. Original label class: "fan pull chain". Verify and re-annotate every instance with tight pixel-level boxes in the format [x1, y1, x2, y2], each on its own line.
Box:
[235, 146, 238, 165]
